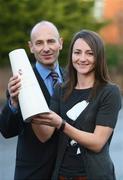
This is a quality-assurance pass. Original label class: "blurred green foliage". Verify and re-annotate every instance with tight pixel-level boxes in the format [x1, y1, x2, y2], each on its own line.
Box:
[105, 45, 123, 70]
[0, 0, 115, 68]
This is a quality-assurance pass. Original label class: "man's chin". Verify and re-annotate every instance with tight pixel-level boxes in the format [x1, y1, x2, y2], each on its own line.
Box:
[43, 61, 56, 68]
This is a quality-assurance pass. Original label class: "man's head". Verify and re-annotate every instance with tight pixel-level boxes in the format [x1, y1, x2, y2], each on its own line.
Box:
[28, 21, 63, 69]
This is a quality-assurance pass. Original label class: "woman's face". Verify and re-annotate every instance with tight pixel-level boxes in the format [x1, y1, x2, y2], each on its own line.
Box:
[72, 38, 95, 76]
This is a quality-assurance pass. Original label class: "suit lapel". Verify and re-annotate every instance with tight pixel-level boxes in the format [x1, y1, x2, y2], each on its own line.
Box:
[33, 66, 51, 105]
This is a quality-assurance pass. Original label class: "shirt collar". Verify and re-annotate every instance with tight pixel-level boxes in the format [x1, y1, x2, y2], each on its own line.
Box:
[36, 61, 61, 80]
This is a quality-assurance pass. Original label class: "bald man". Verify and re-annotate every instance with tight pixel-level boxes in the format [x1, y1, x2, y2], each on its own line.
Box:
[0, 21, 64, 180]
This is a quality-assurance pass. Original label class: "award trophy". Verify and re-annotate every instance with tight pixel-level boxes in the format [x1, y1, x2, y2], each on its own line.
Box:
[9, 49, 50, 122]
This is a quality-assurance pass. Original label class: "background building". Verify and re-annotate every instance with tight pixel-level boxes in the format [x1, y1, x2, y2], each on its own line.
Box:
[94, 0, 123, 44]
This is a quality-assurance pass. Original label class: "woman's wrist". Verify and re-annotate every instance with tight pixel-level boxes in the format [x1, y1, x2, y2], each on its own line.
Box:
[57, 119, 66, 131]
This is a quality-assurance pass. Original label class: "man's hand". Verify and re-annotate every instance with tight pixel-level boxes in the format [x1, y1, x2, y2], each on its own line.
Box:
[8, 75, 21, 108]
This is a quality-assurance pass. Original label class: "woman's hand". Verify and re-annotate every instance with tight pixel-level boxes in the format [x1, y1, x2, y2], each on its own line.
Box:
[31, 111, 62, 129]
[31, 111, 62, 142]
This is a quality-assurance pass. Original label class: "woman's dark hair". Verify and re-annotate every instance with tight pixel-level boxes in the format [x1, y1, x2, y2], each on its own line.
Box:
[63, 29, 110, 101]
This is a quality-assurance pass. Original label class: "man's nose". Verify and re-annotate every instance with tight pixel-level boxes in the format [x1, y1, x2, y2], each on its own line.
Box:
[43, 43, 50, 51]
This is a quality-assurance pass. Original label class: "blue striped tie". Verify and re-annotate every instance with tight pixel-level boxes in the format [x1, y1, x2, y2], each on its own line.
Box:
[50, 71, 59, 88]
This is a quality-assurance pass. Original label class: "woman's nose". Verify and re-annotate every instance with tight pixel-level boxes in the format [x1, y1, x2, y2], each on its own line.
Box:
[79, 53, 86, 61]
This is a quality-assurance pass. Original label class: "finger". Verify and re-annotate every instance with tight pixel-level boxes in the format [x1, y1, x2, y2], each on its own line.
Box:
[31, 120, 42, 125]
[31, 117, 50, 125]
[8, 80, 21, 95]
[31, 119, 49, 125]
[9, 83, 21, 92]
[9, 75, 21, 85]
[8, 78, 21, 88]
[8, 75, 21, 85]
[10, 90, 20, 98]
[38, 113, 52, 119]
[9, 86, 20, 97]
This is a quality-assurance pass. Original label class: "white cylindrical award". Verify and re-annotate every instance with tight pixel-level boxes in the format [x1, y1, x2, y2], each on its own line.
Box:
[9, 48, 50, 122]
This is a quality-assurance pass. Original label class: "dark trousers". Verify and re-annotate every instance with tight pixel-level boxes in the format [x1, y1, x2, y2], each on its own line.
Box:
[59, 175, 87, 180]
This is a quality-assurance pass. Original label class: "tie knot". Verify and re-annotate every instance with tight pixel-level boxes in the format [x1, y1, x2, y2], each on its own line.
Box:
[50, 71, 59, 79]
[50, 71, 59, 87]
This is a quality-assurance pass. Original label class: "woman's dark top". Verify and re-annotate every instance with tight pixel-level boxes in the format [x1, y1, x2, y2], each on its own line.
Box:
[59, 88, 91, 177]
[50, 83, 121, 180]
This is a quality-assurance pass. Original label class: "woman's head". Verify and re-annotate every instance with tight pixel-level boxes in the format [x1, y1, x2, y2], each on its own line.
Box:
[68, 29, 109, 82]
[64, 30, 110, 100]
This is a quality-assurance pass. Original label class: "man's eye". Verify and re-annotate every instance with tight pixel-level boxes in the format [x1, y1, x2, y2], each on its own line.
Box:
[35, 41, 43, 45]
[36, 42, 42, 45]
[48, 40, 56, 44]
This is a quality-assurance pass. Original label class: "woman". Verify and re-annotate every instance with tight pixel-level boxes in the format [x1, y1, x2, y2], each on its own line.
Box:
[32, 30, 121, 180]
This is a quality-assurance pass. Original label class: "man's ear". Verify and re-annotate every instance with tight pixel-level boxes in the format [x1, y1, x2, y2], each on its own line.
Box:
[28, 41, 34, 53]
[59, 37, 63, 50]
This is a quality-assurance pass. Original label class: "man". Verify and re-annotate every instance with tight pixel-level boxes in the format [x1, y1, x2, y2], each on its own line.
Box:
[0, 20, 64, 179]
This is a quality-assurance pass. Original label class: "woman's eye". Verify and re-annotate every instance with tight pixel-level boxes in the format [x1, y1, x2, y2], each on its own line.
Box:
[87, 52, 94, 56]
[74, 51, 80, 54]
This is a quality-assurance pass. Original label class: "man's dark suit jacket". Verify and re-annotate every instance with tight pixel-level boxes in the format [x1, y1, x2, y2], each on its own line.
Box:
[0, 65, 64, 180]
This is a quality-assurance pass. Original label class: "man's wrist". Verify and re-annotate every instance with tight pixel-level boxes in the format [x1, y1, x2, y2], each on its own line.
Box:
[8, 99, 18, 113]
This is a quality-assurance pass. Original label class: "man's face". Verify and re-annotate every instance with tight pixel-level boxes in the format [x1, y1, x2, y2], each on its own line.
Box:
[29, 24, 63, 68]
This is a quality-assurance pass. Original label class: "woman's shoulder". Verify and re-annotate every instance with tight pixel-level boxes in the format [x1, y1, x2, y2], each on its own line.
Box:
[103, 82, 121, 94]
[98, 82, 122, 105]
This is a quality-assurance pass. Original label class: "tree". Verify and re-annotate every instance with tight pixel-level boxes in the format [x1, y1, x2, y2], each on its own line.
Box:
[0, 0, 105, 66]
